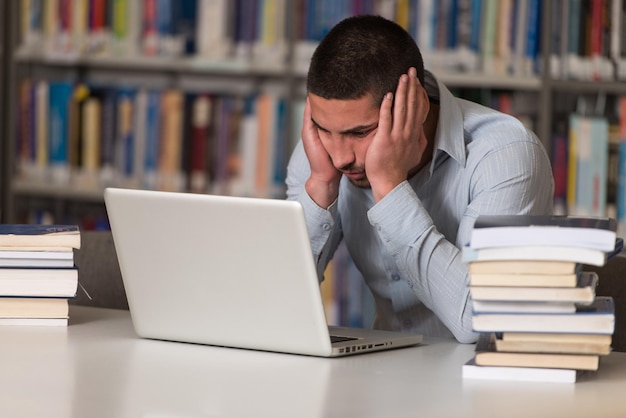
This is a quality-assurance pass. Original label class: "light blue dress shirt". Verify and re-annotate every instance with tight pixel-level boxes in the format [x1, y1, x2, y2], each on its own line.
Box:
[286, 71, 554, 343]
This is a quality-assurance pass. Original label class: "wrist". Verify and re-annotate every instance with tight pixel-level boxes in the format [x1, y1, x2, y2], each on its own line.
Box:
[305, 177, 340, 209]
[370, 176, 404, 203]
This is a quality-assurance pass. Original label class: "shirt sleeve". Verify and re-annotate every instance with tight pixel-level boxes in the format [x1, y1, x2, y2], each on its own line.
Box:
[367, 140, 554, 344]
[286, 141, 343, 281]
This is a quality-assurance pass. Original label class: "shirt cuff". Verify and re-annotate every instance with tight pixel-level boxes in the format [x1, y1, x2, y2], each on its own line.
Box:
[299, 190, 338, 255]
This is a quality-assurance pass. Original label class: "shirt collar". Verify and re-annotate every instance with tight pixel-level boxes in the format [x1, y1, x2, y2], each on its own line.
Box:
[424, 70, 467, 170]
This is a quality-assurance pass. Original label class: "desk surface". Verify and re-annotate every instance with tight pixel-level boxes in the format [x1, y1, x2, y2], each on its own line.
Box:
[2, 306, 626, 418]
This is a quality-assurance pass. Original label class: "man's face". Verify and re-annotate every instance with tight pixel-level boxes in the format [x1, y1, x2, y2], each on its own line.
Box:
[308, 93, 380, 188]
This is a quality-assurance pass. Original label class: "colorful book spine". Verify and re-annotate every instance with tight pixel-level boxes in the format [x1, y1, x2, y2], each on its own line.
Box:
[48, 81, 74, 184]
[617, 97, 626, 235]
[143, 90, 161, 190]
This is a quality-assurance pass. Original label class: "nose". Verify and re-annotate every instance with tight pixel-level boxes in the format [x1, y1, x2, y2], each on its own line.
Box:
[328, 137, 356, 170]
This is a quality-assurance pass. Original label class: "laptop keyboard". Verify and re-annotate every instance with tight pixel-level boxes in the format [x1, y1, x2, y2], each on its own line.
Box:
[330, 335, 358, 344]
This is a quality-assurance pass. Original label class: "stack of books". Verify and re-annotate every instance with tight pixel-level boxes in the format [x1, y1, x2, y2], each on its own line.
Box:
[0, 225, 81, 326]
[461, 215, 619, 383]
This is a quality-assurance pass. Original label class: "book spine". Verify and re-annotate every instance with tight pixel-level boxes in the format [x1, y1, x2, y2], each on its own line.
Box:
[567, 0, 583, 79]
[189, 94, 211, 193]
[157, 89, 184, 191]
[551, 122, 569, 215]
[481, 0, 498, 74]
[114, 89, 135, 185]
[549, 0, 562, 78]
[617, 97, 626, 235]
[143, 90, 161, 190]
[567, 114, 579, 213]
[99, 88, 117, 187]
[48, 81, 74, 184]
[142, 0, 158, 56]
[82, 96, 101, 173]
[72, 0, 89, 56]
[132, 89, 148, 187]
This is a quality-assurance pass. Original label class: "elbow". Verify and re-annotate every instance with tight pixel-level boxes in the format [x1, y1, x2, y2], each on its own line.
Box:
[453, 329, 479, 344]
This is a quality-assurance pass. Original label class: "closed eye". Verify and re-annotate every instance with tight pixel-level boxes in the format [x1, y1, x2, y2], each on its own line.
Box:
[349, 129, 374, 138]
[345, 127, 376, 138]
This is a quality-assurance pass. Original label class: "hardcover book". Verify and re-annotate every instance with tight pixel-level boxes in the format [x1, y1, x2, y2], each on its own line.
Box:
[469, 215, 617, 251]
[0, 249, 74, 268]
[469, 271, 579, 288]
[462, 243, 612, 266]
[462, 357, 578, 383]
[468, 260, 579, 275]
[0, 225, 80, 249]
[0, 267, 78, 297]
[495, 332, 612, 355]
[472, 300, 577, 314]
[469, 271, 598, 303]
[471, 296, 615, 334]
[0, 297, 69, 319]
[474, 333, 600, 371]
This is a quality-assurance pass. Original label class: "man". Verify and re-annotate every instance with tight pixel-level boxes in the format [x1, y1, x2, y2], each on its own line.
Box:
[285, 15, 553, 343]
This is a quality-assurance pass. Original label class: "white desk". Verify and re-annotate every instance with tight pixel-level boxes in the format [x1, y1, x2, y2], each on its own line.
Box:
[1, 306, 626, 418]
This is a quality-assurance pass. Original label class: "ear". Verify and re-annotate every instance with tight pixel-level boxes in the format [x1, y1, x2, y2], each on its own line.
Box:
[417, 83, 430, 125]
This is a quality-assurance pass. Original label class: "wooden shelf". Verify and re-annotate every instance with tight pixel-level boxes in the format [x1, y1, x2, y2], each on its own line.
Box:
[14, 48, 289, 78]
[12, 179, 105, 202]
[436, 73, 542, 90]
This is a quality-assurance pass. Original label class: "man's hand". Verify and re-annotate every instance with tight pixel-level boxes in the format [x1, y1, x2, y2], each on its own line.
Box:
[302, 96, 342, 208]
[365, 67, 430, 202]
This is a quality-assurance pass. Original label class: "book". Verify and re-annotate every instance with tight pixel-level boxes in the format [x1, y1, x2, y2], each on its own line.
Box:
[462, 357, 578, 383]
[462, 244, 611, 266]
[472, 296, 615, 334]
[0, 225, 80, 249]
[48, 81, 74, 184]
[551, 122, 569, 214]
[618, 97, 626, 237]
[189, 94, 211, 193]
[469, 271, 579, 287]
[0, 249, 74, 268]
[472, 300, 577, 314]
[0, 267, 78, 297]
[0, 317, 68, 326]
[495, 333, 612, 355]
[501, 332, 613, 344]
[0, 297, 69, 318]
[474, 333, 600, 370]
[469, 271, 599, 303]
[569, 115, 609, 216]
[469, 215, 617, 252]
[468, 260, 579, 275]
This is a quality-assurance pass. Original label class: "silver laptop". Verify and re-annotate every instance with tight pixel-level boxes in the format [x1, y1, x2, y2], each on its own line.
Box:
[104, 188, 422, 357]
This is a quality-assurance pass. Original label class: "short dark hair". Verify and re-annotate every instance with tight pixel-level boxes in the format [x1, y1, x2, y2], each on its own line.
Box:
[306, 15, 425, 105]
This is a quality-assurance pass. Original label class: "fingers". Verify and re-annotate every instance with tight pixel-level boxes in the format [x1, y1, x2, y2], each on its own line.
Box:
[302, 96, 313, 137]
[378, 91, 393, 135]
[302, 95, 322, 146]
[404, 67, 418, 131]
[388, 67, 422, 139]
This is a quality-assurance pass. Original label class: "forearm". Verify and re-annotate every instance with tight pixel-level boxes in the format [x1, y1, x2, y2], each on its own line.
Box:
[368, 182, 476, 343]
[286, 142, 342, 280]
[295, 191, 343, 280]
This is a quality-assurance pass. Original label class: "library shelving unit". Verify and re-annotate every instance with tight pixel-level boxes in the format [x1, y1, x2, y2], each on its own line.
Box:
[2, 0, 625, 227]
[0, 1, 12, 223]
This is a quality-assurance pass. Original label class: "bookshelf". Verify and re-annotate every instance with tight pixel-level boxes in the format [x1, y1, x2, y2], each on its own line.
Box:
[0, 1, 16, 224]
[4, 0, 626, 330]
[2, 0, 626, 231]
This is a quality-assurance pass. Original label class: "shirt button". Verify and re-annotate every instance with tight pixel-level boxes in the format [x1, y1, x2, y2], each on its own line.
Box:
[322, 223, 331, 230]
[391, 273, 401, 281]
[403, 319, 413, 328]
